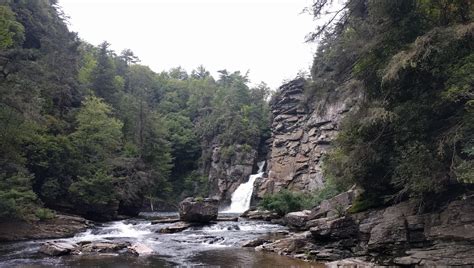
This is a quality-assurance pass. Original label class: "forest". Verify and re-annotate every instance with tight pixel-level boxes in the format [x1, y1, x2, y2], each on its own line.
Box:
[1, 0, 473, 222]
[0, 0, 270, 221]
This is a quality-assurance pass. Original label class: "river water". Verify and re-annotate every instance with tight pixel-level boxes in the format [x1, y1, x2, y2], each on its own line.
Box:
[0, 213, 323, 267]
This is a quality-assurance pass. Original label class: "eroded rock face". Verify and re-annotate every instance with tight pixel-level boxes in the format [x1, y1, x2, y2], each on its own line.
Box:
[179, 197, 218, 223]
[258, 78, 362, 197]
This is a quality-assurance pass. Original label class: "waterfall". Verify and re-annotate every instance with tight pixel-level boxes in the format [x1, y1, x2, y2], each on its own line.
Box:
[222, 161, 265, 213]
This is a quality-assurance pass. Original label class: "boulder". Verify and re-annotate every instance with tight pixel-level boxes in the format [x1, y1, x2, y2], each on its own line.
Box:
[310, 216, 358, 241]
[39, 241, 78, 256]
[284, 210, 311, 229]
[128, 243, 154, 256]
[309, 187, 359, 220]
[159, 222, 192, 233]
[179, 197, 218, 223]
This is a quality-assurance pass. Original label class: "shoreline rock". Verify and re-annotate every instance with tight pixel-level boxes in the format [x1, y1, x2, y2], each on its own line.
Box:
[0, 213, 92, 242]
[253, 194, 474, 266]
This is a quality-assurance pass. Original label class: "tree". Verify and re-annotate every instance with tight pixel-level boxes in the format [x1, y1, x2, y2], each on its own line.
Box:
[0, 5, 24, 49]
[91, 41, 119, 103]
[71, 96, 123, 174]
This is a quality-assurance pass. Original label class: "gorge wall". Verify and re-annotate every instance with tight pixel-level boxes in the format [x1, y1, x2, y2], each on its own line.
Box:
[207, 144, 257, 203]
[256, 78, 362, 198]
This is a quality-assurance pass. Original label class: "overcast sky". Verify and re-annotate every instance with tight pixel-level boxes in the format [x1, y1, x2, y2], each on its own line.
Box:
[58, 0, 317, 89]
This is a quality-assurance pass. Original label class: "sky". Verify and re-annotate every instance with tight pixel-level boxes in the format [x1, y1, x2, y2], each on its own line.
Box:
[58, 0, 317, 90]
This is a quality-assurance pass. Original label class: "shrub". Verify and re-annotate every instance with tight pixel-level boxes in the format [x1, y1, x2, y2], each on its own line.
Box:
[259, 190, 307, 216]
[35, 208, 56, 221]
[259, 179, 345, 216]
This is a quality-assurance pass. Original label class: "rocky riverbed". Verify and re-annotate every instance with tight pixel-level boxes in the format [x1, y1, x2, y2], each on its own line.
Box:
[0, 212, 322, 267]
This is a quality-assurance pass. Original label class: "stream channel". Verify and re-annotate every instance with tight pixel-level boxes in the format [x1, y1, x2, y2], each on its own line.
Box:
[0, 212, 323, 267]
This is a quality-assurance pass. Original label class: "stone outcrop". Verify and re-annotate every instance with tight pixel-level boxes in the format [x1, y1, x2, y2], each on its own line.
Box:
[39, 240, 150, 256]
[0, 213, 91, 242]
[256, 194, 474, 265]
[258, 78, 362, 197]
[208, 144, 257, 201]
[179, 197, 218, 223]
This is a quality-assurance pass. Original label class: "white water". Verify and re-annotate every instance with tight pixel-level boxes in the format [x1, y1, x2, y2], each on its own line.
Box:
[222, 161, 265, 213]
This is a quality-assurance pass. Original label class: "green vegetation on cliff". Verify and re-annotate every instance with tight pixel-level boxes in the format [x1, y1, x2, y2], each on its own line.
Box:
[0, 0, 270, 221]
[308, 0, 473, 207]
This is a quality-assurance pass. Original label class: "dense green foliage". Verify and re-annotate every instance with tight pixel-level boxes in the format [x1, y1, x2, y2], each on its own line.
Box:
[260, 179, 342, 216]
[0, 0, 270, 221]
[309, 0, 473, 205]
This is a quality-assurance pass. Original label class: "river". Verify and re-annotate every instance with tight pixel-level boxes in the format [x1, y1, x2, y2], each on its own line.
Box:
[0, 212, 323, 267]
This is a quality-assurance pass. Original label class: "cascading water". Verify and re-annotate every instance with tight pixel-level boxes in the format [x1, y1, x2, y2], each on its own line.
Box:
[222, 161, 265, 213]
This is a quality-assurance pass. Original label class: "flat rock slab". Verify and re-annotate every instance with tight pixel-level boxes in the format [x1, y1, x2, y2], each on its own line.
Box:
[151, 218, 180, 224]
[216, 216, 239, 222]
[39, 241, 78, 256]
[159, 222, 193, 233]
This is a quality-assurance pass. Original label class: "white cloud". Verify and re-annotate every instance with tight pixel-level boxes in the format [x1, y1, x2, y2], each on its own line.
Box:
[58, 0, 316, 89]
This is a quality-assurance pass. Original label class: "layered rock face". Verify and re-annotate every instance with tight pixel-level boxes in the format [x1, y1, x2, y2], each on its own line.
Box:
[208, 144, 257, 201]
[258, 193, 474, 266]
[258, 78, 362, 196]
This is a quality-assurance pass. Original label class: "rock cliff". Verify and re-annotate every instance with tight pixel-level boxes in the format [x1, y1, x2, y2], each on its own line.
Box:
[257, 78, 362, 197]
[208, 144, 257, 203]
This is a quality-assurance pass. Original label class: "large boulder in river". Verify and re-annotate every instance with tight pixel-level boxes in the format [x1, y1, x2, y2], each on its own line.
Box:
[179, 197, 218, 223]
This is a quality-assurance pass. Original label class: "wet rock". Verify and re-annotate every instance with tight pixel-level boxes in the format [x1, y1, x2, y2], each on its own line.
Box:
[242, 238, 270, 247]
[179, 197, 218, 223]
[326, 258, 376, 267]
[80, 241, 131, 253]
[159, 221, 192, 233]
[284, 210, 311, 229]
[226, 224, 240, 230]
[241, 209, 280, 221]
[216, 216, 239, 222]
[128, 243, 154, 256]
[151, 218, 180, 224]
[39, 241, 78, 256]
